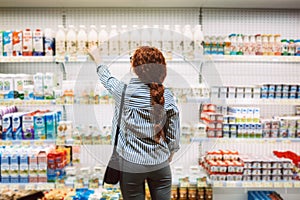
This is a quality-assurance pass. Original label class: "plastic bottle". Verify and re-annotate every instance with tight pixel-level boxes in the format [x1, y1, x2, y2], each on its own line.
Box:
[33, 28, 44, 56]
[130, 25, 141, 52]
[243, 35, 250, 55]
[108, 25, 119, 56]
[119, 25, 130, 55]
[151, 25, 162, 50]
[217, 36, 224, 55]
[229, 34, 237, 55]
[295, 39, 300, 56]
[281, 39, 289, 56]
[173, 25, 183, 55]
[223, 36, 231, 55]
[255, 34, 263, 55]
[77, 25, 87, 57]
[98, 25, 108, 56]
[262, 34, 269, 56]
[44, 28, 55, 56]
[288, 39, 295, 56]
[182, 25, 194, 59]
[66, 25, 77, 58]
[237, 34, 244, 55]
[203, 36, 211, 55]
[87, 25, 98, 49]
[162, 25, 173, 60]
[22, 28, 33, 56]
[249, 35, 256, 55]
[141, 25, 152, 46]
[274, 34, 281, 56]
[55, 25, 66, 58]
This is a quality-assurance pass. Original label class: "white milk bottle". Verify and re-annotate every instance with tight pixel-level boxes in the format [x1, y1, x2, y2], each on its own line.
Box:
[44, 28, 55, 56]
[98, 25, 109, 56]
[22, 28, 33, 56]
[55, 25, 66, 58]
[162, 25, 173, 60]
[119, 25, 130, 55]
[88, 25, 98, 49]
[130, 25, 141, 52]
[33, 28, 44, 56]
[77, 25, 87, 58]
[151, 25, 162, 50]
[108, 25, 119, 56]
[66, 25, 77, 58]
[193, 25, 203, 57]
[183, 25, 194, 59]
[141, 25, 152, 46]
[173, 25, 183, 56]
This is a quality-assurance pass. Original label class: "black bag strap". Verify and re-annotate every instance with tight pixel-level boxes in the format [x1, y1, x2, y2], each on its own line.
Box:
[114, 84, 127, 147]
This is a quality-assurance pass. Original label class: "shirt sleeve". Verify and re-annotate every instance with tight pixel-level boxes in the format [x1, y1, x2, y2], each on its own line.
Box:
[97, 64, 125, 103]
[164, 90, 180, 153]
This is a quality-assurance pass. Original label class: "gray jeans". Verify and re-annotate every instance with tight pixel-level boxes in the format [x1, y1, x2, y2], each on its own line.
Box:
[120, 164, 172, 200]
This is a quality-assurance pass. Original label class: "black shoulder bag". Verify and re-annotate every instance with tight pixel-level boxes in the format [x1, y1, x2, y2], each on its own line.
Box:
[103, 84, 127, 185]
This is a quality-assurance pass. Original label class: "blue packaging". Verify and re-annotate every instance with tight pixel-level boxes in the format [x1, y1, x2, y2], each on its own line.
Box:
[2, 113, 14, 140]
[3, 30, 13, 56]
[45, 112, 56, 139]
[12, 112, 26, 140]
[34, 114, 46, 140]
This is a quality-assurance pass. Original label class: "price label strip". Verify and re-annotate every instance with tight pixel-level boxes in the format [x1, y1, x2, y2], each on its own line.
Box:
[226, 181, 236, 187]
[273, 182, 284, 188]
[213, 181, 223, 187]
[25, 184, 35, 190]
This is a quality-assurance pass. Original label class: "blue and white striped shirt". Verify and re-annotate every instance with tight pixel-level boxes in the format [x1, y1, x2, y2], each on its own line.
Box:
[97, 64, 180, 165]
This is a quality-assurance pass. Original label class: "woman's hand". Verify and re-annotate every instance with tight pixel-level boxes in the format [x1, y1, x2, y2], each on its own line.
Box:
[88, 46, 102, 66]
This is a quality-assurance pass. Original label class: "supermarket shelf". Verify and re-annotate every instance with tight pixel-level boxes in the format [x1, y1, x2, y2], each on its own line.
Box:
[210, 181, 300, 188]
[204, 55, 300, 63]
[0, 183, 55, 191]
[191, 137, 300, 143]
[211, 98, 300, 105]
[0, 56, 55, 63]
[0, 139, 56, 146]
[0, 100, 57, 106]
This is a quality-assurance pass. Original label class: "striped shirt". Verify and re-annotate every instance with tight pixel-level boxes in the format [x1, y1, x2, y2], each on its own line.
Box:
[97, 64, 180, 165]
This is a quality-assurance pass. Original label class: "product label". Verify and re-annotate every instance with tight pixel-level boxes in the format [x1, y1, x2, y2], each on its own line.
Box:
[13, 31, 23, 56]
[34, 115, 46, 139]
[33, 30, 43, 54]
[3, 31, 13, 56]
[44, 37, 54, 56]
[23, 30, 33, 54]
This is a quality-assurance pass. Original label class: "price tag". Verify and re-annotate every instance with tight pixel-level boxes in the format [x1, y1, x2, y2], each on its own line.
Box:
[263, 182, 273, 188]
[56, 183, 65, 189]
[213, 181, 223, 187]
[25, 184, 35, 190]
[46, 183, 55, 190]
[0, 141, 3, 146]
[21, 141, 31, 146]
[242, 182, 251, 188]
[56, 139, 65, 146]
[74, 182, 84, 189]
[37, 184, 45, 190]
[252, 182, 262, 188]
[9, 184, 20, 191]
[294, 182, 300, 188]
[34, 140, 44, 146]
[226, 181, 236, 187]
[283, 182, 293, 188]
[4, 141, 12, 146]
[274, 182, 284, 188]
[74, 140, 82, 145]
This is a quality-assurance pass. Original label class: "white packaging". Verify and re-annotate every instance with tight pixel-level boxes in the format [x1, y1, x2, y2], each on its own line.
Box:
[183, 25, 194, 58]
[193, 24, 203, 56]
[98, 25, 108, 56]
[3, 30, 13, 56]
[173, 25, 183, 55]
[12, 30, 23, 56]
[33, 28, 44, 56]
[77, 25, 87, 57]
[44, 72, 54, 99]
[108, 25, 119, 56]
[44, 28, 55, 56]
[55, 25, 66, 57]
[130, 25, 141, 51]
[66, 25, 77, 57]
[151, 25, 162, 50]
[88, 25, 98, 49]
[3, 75, 14, 99]
[22, 28, 33, 56]
[33, 73, 44, 99]
[119, 25, 130, 55]
[140, 25, 152, 46]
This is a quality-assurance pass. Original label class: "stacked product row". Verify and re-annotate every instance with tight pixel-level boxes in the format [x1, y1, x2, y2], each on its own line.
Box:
[200, 150, 296, 182]
[0, 24, 203, 60]
[203, 34, 300, 56]
[211, 84, 300, 99]
[247, 191, 284, 200]
[200, 104, 300, 138]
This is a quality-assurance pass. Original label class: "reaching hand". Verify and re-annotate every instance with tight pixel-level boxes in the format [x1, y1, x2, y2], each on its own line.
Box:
[88, 46, 102, 66]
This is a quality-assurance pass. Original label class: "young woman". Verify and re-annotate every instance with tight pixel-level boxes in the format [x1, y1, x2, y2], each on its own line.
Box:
[89, 46, 180, 200]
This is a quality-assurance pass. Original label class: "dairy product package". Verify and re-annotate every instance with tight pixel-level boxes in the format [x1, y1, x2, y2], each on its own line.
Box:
[13, 30, 23, 56]
[34, 113, 46, 140]
[33, 73, 44, 100]
[43, 72, 54, 99]
[12, 112, 27, 140]
[0, 31, 3, 56]
[44, 28, 55, 56]
[3, 30, 13, 56]
[22, 28, 33, 56]
[2, 113, 14, 140]
[55, 25, 66, 58]
[33, 28, 44, 56]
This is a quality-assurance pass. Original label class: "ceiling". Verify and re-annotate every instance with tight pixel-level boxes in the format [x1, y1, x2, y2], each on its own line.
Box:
[0, 0, 300, 9]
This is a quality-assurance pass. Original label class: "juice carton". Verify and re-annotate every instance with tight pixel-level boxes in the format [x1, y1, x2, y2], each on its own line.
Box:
[12, 30, 23, 56]
[33, 28, 44, 56]
[2, 113, 14, 140]
[34, 113, 46, 140]
[38, 151, 48, 182]
[0, 30, 3, 56]
[22, 112, 37, 139]
[44, 72, 54, 99]
[29, 163, 38, 183]
[12, 112, 27, 140]
[3, 76, 14, 99]
[22, 28, 33, 56]
[3, 30, 13, 56]
[19, 163, 29, 183]
[45, 112, 56, 139]
[33, 73, 44, 100]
